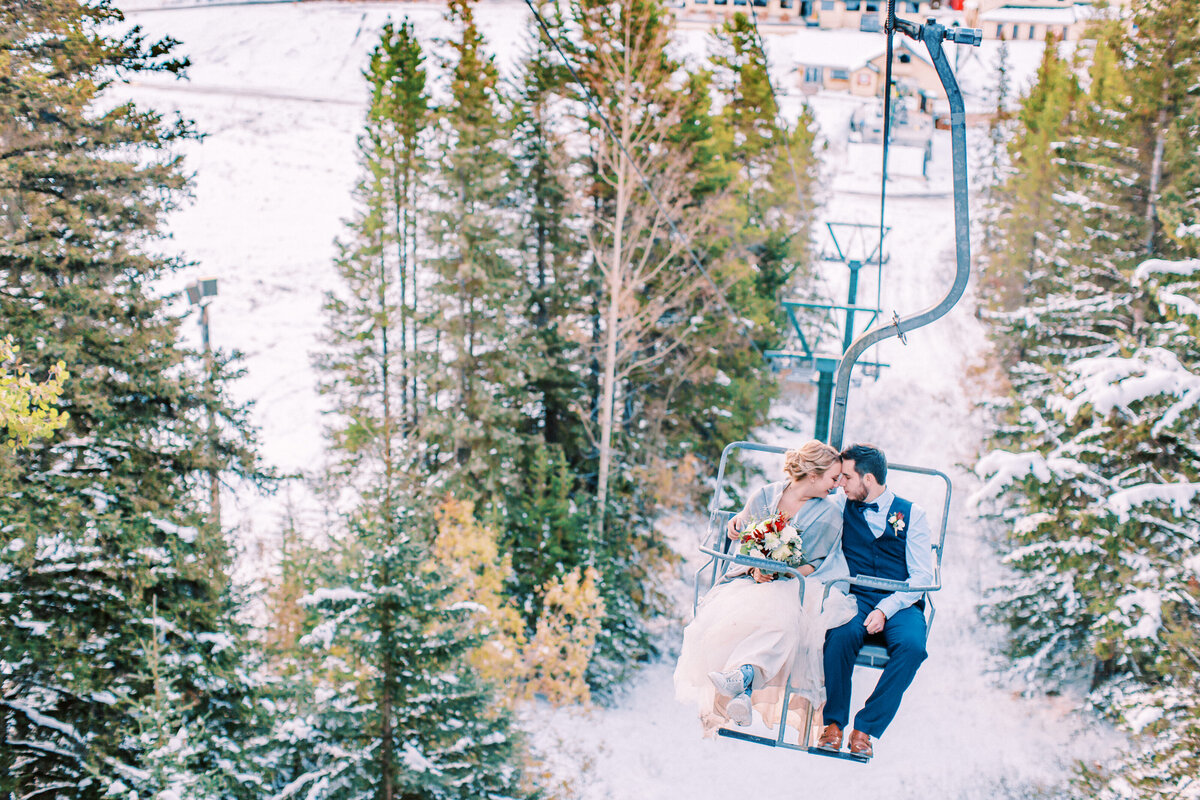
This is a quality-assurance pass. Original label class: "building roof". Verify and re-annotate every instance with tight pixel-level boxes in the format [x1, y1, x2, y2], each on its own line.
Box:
[979, 3, 1094, 24]
[791, 34, 931, 71]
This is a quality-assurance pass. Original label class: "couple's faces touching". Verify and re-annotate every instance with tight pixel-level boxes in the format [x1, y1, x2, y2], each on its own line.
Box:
[804, 458, 875, 499]
[839, 458, 874, 501]
[812, 461, 844, 496]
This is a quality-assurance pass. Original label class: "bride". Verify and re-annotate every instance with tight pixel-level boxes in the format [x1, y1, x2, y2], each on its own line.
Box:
[674, 440, 857, 738]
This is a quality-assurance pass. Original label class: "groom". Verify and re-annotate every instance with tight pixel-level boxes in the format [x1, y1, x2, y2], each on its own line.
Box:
[818, 443, 934, 759]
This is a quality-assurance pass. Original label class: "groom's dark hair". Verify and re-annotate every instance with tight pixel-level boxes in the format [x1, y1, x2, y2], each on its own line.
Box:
[841, 443, 887, 485]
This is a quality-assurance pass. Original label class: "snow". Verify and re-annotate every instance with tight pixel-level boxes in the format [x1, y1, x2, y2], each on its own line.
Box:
[1052, 348, 1200, 424]
[1113, 589, 1163, 641]
[401, 741, 439, 773]
[447, 600, 489, 613]
[298, 587, 369, 607]
[4, 699, 86, 744]
[195, 631, 237, 652]
[106, 1, 1119, 796]
[971, 449, 1051, 504]
[1132, 257, 1200, 284]
[1107, 482, 1200, 523]
[149, 517, 198, 544]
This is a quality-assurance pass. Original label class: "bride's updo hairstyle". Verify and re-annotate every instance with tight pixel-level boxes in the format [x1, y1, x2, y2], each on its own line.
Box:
[783, 440, 841, 483]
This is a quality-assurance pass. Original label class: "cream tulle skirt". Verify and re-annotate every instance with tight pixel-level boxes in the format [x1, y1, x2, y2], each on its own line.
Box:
[673, 574, 857, 738]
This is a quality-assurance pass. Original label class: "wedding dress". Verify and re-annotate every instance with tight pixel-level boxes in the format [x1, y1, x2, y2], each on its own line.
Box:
[673, 483, 857, 737]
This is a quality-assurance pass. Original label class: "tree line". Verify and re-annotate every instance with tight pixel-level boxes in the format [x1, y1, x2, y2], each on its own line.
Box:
[0, 0, 821, 796]
[975, 0, 1200, 795]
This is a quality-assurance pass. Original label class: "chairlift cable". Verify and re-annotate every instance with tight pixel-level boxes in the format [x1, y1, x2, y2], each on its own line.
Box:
[877, 0, 898, 318]
[523, 0, 764, 357]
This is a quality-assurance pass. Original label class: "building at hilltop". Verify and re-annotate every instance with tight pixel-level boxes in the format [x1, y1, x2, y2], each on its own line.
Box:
[675, 0, 958, 29]
[967, 0, 1101, 41]
[674, 0, 1121, 39]
[791, 35, 941, 98]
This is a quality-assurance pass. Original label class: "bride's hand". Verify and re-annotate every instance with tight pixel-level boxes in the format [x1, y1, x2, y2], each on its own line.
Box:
[726, 515, 744, 540]
[750, 568, 776, 583]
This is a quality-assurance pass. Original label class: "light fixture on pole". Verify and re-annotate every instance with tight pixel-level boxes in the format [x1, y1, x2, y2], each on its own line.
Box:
[186, 278, 221, 536]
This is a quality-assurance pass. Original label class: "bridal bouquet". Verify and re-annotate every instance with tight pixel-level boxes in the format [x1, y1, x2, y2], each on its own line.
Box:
[735, 512, 806, 569]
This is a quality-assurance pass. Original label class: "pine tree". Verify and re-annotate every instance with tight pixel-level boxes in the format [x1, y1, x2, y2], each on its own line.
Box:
[975, 3, 1200, 794]
[510, 5, 588, 459]
[979, 32, 1080, 322]
[0, 1, 268, 795]
[421, 0, 524, 511]
[278, 513, 530, 800]
[316, 19, 430, 510]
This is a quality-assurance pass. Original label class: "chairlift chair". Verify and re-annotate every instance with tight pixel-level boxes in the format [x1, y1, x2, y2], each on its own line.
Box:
[692, 441, 950, 759]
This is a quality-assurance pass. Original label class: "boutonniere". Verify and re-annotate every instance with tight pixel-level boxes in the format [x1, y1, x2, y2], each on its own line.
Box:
[888, 511, 906, 535]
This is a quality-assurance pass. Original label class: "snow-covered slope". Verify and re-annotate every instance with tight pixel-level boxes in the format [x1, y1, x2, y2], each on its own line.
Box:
[111, 2, 1117, 795]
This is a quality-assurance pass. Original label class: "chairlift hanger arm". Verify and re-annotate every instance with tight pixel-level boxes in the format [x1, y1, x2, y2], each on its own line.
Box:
[827, 16, 981, 449]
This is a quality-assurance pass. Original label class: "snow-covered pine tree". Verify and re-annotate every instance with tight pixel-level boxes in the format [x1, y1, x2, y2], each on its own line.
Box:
[1065, 257, 1200, 798]
[0, 1, 268, 795]
[975, 2, 1200, 794]
[280, 512, 530, 800]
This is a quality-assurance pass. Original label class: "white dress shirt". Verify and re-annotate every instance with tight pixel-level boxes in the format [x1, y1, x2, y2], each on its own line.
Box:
[832, 488, 935, 618]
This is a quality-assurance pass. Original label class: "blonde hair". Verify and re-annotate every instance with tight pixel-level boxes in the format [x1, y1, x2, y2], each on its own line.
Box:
[783, 440, 840, 483]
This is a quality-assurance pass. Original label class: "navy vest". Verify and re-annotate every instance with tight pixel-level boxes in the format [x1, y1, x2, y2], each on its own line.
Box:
[842, 495, 918, 608]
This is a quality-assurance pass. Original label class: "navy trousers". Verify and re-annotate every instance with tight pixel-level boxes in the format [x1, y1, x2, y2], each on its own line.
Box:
[822, 594, 928, 738]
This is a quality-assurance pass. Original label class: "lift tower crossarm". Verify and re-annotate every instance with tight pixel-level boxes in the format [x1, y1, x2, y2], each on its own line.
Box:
[826, 17, 982, 450]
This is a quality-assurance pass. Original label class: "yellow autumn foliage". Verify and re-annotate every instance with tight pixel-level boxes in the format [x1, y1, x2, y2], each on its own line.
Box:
[522, 566, 605, 706]
[433, 496, 528, 696]
[0, 336, 69, 448]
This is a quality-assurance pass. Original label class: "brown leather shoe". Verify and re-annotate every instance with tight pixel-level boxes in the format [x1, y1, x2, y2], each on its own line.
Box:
[816, 722, 843, 751]
[848, 729, 873, 759]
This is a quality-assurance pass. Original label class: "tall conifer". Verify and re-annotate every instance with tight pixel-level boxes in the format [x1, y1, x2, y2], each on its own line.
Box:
[422, 0, 523, 511]
[0, 1, 266, 795]
[975, 2, 1200, 794]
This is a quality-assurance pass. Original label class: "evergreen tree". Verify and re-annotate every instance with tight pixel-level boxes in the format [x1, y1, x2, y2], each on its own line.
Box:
[0, 1, 268, 795]
[501, 12, 597, 619]
[979, 32, 1080, 322]
[975, 3, 1200, 794]
[421, 0, 524, 511]
[276, 513, 530, 800]
[316, 19, 430, 509]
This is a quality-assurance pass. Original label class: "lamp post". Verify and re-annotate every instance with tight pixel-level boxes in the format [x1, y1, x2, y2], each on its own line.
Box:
[186, 278, 220, 534]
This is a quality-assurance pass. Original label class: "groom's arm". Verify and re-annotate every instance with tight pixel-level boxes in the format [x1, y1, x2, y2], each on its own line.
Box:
[875, 503, 935, 620]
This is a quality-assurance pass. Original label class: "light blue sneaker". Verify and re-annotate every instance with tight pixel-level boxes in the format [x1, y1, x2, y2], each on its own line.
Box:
[726, 692, 753, 726]
[708, 664, 755, 698]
